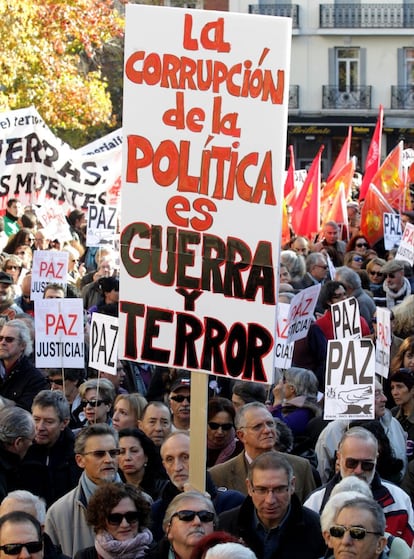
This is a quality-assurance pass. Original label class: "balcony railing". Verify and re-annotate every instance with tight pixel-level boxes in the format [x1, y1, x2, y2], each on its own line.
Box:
[249, 4, 299, 28]
[320, 4, 414, 28]
[322, 86, 372, 109]
[391, 85, 414, 109]
[289, 85, 299, 109]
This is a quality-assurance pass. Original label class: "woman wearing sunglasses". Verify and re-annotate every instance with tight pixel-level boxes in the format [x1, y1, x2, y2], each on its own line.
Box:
[74, 482, 153, 559]
[78, 379, 115, 429]
[206, 398, 242, 468]
[146, 491, 216, 559]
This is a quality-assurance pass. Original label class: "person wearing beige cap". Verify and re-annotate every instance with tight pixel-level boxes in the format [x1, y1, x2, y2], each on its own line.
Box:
[380, 259, 412, 309]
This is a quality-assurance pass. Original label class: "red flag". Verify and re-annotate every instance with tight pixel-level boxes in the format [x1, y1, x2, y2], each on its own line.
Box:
[284, 145, 295, 198]
[359, 105, 384, 200]
[327, 126, 352, 182]
[371, 141, 404, 209]
[321, 159, 355, 221]
[291, 146, 324, 236]
[281, 198, 291, 247]
[360, 184, 394, 246]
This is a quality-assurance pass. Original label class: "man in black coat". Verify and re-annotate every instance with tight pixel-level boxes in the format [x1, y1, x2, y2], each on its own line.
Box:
[0, 319, 48, 410]
[219, 451, 325, 559]
[20, 390, 81, 507]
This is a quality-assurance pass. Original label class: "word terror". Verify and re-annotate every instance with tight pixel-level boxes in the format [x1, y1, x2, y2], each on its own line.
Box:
[120, 302, 272, 381]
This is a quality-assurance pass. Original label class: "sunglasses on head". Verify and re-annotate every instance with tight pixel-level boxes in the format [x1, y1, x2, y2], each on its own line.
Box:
[107, 511, 139, 526]
[171, 510, 215, 523]
[329, 525, 381, 540]
[0, 542, 43, 555]
[208, 422, 233, 431]
[81, 399, 105, 408]
[170, 394, 190, 403]
[344, 457, 376, 471]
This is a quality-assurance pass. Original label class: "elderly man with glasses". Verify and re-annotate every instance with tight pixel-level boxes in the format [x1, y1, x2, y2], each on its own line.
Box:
[305, 426, 414, 546]
[380, 260, 413, 309]
[147, 491, 216, 559]
[324, 497, 388, 559]
[45, 423, 121, 557]
[219, 452, 325, 559]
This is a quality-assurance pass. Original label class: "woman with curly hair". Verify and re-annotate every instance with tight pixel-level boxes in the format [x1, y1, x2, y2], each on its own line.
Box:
[346, 234, 370, 256]
[392, 296, 414, 339]
[75, 482, 153, 559]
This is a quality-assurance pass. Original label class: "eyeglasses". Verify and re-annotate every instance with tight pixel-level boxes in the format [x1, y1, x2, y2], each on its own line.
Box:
[353, 256, 364, 262]
[344, 457, 376, 471]
[331, 291, 346, 300]
[329, 525, 382, 540]
[0, 541, 43, 555]
[5, 266, 20, 270]
[49, 378, 64, 386]
[107, 511, 139, 525]
[355, 242, 368, 248]
[208, 422, 233, 431]
[251, 484, 290, 496]
[240, 420, 275, 432]
[0, 336, 16, 343]
[386, 273, 396, 278]
[171, 510, 215, 523]
[170, 395, 191, 403]
[369, 271, 383, 277]
[81, 399, 105, 408]
[81, 448, 121, 459]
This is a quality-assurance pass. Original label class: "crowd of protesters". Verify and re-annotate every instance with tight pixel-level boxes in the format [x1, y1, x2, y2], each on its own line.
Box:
[0, 194, 414, 559]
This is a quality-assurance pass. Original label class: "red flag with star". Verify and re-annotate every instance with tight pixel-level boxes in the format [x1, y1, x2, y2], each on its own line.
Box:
[360, 184, 394, 246]
[371, 141, 404, 210]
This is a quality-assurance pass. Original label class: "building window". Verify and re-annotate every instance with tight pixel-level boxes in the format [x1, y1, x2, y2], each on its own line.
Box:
[336, 47, 360, 91]
[404, 47, 414, 86]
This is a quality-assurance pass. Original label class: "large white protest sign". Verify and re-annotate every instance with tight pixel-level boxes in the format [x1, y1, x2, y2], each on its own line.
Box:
[86, 204, 118, 247]
[0, 107, 121, 210]
[324, 338, 375, 420]
[375, 307, 391, 378]
[383, 212, 402, 251]
[274, 302, 293, 369]
[331, 296, 362, 340]
[34, 298, 84, 368]
[396, 222, 414, 264]
[89, 313, 119, 375]
[31, 250, 68, 301]
[119, 6, 291, 384]
[287, 284, 321, 343]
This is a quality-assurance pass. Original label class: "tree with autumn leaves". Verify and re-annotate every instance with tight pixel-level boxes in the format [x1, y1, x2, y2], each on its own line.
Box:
[0, 0, 125, 146]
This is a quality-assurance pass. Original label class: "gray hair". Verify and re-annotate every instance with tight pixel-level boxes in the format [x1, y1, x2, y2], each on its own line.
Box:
[205, 543, 257, 559]
[339, 426, 378, 454]
[162, 491, 217, 532]
[2, 319, 32, 356]
[335, 266, 361, 290]
[74, 423, 118, 455]
[248, 451, 294, 484]
[0, 407, 35, 445]
[235, 402, 269, 430]
[78, 378, 115, 404]
[306, 252, 326, 273]
[0, 490, 46, 524]
[32, 390, 70, 422]
[283, 367, 318, 399]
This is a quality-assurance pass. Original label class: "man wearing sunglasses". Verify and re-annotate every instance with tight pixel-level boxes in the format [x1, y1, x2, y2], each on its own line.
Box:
[305, 427, 414, 545]
[168, 376, 191, 430]
[45, 423, 121, 557]
[380, 260, 413, 309]
[0, 511, 43, 559]
[219, 452, 325, 559]
[326, 497, 387, 559]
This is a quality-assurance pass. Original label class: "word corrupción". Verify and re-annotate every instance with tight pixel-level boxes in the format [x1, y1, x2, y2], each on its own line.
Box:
[121, 222, 276, 305]
[125, 51, 285, 104]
